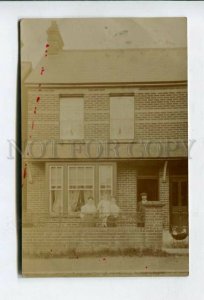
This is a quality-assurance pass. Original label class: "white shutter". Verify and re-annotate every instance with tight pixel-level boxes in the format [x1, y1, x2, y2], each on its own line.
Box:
[110, 96, 134, 139]
[60, 98, 84, 139]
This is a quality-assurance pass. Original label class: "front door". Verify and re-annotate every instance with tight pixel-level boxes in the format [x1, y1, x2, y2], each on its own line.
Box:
[170, 176, 188, 228]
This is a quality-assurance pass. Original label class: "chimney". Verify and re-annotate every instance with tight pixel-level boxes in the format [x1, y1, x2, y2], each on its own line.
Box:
[46, 20, 64, 54]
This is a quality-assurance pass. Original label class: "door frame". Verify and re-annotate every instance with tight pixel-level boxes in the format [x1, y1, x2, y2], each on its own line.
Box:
[169, 175, 188, 229]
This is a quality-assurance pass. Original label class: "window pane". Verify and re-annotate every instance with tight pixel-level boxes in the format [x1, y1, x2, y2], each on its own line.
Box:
[100, 190, 112, 201]
[50, 166, 62, 189]
[85, 167, 94, 187]
[50, 190, 63, 215]
[50, 167, 57, 188]
[110, 120, 134, 139]
[50, 166, 63, 216]
[69, 167, 76, 187]
[110, 96, 134, 139]
[99, 166, 113, 200]
[68, 190, 94, 213]
[68, 166, 94, 213]
[99, 166, 112, 187]
[60, 98, 84, 139]
[60, 121, 83, 140]
[77, 167, 84, 187]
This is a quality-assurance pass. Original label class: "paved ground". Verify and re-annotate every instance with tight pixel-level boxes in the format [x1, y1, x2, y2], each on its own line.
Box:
[23, 255, 189, 277]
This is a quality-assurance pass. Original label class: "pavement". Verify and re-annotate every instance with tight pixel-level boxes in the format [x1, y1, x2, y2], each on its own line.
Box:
[22, 255, 189, 277]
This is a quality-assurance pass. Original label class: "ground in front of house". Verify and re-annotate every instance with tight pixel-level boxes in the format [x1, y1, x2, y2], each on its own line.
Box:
[22, 255, 189, 277]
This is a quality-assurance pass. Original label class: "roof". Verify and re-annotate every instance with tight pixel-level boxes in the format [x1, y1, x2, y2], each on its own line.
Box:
[26, 48, 187, 84]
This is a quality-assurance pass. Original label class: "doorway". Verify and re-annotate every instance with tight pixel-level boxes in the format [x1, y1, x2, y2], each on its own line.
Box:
[170, 176, 188, 228]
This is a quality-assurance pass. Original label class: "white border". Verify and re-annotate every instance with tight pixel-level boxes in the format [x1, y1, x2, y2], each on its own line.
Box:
[0, 1, 204, 300]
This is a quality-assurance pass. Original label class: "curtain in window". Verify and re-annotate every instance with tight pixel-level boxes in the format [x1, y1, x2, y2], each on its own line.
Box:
[51, 190, 63, 214]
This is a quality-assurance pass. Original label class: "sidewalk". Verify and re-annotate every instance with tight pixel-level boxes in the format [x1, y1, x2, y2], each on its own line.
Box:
[22, 255, 189, 277]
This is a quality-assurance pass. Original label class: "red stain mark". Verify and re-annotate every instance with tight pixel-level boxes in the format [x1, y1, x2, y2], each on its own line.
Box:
[45, 48, 48, 57]
[40, 67, 45, 75]
[46, 44, 49, 48]
[32, 120, 35, 130]
[36, 96, 40, 103]
[34, 106, 37, 114]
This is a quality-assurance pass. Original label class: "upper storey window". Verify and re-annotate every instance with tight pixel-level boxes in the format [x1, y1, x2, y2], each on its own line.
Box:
[60, 97, 84, 139]
[110, 96, 134, 139]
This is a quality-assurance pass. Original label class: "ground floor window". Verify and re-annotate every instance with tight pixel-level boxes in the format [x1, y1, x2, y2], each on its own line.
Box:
[68, 166, 94, 213]
[49, 166, 63, 215]
[99, 165, 113, 201]
[48, 163, 116, 216]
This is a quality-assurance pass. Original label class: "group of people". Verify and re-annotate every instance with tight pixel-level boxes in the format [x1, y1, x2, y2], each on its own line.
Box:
[80, 196, 120, 227]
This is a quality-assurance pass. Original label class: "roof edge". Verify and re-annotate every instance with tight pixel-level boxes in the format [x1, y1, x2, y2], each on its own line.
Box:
[25, 80, 188, 88]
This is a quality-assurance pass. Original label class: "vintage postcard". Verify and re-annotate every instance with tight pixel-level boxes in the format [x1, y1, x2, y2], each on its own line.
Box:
[21, 18, 188, 276]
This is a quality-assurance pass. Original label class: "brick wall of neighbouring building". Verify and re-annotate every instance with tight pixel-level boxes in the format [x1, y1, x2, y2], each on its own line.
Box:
[27, 86, 187, 141]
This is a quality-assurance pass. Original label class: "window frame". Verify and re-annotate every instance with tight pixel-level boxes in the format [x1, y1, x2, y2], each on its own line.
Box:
[67, 165, 95, 215]
[49, 165, 64, 216]
[99, 165, 114, 202]
[46, 162, 117, 218]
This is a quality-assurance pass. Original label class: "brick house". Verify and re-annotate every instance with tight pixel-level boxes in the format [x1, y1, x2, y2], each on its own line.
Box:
[22, 21, 188, 255]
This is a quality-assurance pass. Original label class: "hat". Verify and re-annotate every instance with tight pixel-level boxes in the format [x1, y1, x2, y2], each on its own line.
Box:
[140, 192, 147, 197]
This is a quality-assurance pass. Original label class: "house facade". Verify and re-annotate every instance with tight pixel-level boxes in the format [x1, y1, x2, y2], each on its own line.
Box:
[22, 22, 188, 256]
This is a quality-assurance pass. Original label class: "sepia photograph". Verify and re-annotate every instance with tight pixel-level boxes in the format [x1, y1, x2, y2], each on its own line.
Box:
[21, 17, 188, 276]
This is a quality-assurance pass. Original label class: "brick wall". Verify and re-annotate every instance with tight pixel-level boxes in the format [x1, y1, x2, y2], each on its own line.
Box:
[27, 90, 59, 140]
[117, 163, 137, 225]
[143, 201, 164, 249]
[84, 93, 110, 139]
[159, 168, 170, 230]
[24, 162, 47, 223]
[134, 88, 187, 140]
[23, 225, 145, 256]
[27, 86, 187, 142]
